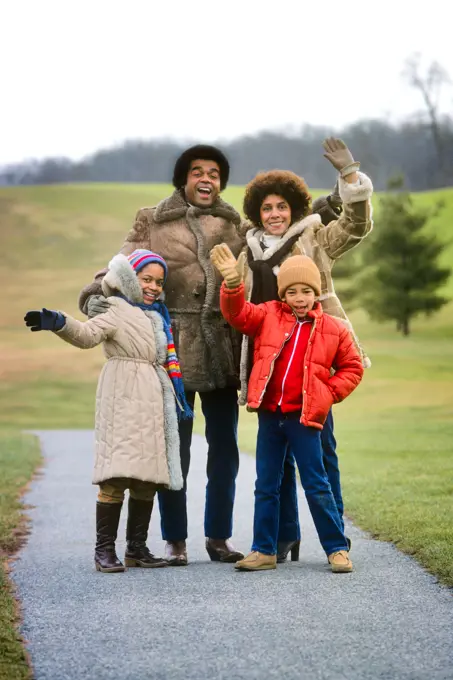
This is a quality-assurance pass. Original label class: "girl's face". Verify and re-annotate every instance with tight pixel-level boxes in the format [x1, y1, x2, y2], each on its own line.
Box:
[260, 194, 292, 236]
[283, 284, 316, 319]
[137, 263, 165, 304]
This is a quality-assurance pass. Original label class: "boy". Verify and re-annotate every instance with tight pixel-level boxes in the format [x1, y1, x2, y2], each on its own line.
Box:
[210, 245, 363, 573]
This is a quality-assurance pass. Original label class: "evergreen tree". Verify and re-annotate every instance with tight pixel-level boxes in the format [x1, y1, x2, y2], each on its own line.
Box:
[331, 251, 361, 310]
[359, 178, 450, 335]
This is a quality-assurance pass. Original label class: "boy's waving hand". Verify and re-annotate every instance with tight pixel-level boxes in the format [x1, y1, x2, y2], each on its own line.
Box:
[210, 243, 242, 288]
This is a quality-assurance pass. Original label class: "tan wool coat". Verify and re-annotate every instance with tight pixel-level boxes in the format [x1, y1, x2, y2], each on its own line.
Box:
[79, 190, 246, 392]
[237, 172, 373, 405]
[57, 255, 183, 489]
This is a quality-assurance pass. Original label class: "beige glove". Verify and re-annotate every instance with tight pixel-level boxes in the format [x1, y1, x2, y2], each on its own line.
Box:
[322, 137, 360, 178]
[210, 244, 242, 288]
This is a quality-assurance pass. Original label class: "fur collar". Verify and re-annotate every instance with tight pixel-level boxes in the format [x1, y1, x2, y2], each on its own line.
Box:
[101, 254, 146, 302]
[246, 214, 321, 261]
[153, 189, 241, 226]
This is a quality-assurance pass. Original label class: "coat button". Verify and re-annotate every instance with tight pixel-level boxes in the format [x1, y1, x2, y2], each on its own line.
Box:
[303, 390, 306, 393]
[273, 353, 277, 356]
[305, 366, 308, 369]
[285, 333, 289, 336]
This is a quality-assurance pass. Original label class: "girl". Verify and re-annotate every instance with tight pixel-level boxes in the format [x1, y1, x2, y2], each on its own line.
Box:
[24, 249, 193, 573]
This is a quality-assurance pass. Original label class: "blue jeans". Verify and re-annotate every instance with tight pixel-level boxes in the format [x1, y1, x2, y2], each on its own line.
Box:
[158, 387, 240, 541]
[252, 409, 348, 556]
[278, 409, 344, 542]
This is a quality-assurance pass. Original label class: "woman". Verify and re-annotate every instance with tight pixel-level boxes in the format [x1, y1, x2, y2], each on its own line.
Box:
[236, 138, 373, 563]
[24, 249, 193, 573]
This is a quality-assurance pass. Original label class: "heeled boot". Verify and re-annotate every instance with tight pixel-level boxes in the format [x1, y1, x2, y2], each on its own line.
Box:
[277, 539, 301, 563]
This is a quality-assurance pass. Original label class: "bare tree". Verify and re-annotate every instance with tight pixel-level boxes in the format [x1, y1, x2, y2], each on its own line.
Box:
[403, 53, 452, 184]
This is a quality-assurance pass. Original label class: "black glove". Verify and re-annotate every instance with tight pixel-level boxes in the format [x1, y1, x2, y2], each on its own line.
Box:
[24, 308, 66, 332]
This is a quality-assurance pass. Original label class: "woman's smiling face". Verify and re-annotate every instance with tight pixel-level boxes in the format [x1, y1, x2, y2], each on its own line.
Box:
[260, 194, 292, 236]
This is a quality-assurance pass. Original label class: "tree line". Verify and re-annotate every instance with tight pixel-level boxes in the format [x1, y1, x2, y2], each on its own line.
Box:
[2, 118, 453, 191]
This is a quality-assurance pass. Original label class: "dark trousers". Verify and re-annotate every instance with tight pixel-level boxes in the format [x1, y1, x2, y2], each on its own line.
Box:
[158, 387, 240, 541]
[253, 410, 347, 556]
[278, 409, 344, 542]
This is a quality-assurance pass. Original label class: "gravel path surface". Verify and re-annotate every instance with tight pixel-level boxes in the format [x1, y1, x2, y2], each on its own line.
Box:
[12, 430, 453, 680]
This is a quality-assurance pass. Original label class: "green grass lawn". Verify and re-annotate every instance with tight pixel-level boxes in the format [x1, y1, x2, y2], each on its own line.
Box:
[1, 182, 453, 596]
[0, 431, 42, 680]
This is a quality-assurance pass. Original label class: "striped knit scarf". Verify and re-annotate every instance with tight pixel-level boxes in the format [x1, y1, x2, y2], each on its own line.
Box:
[123, 296, 194, 420]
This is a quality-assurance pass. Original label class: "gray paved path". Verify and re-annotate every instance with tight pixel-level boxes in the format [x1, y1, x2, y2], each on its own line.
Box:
[12, 430, 453, 680]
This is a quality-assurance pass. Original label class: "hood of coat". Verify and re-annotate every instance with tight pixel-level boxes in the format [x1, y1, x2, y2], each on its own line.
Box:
[153, 189, 242, 226]
[246, 213, 321, 262]
[102, 254, 147, 303]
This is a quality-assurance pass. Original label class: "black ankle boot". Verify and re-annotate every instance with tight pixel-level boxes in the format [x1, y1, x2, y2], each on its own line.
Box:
[277, 539, 301, 563]
[95, 502, 125, 573]
[125, 497, 167, 568]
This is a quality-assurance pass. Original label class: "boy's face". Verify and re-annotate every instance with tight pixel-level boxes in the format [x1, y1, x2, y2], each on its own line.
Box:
[137, 263, 165, 304]
[283, 284, 316, 319]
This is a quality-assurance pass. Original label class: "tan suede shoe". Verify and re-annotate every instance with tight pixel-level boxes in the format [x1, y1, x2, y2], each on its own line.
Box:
[235, 551, 277, 571]
[328, 550, 353, 573]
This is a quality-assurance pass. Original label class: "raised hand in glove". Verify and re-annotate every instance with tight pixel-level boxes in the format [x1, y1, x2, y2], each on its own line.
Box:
[210, 244, 242, 288]
[87, 294, 110, 318]
[322, 138, 360, 178]
[24, 308, 65, 332]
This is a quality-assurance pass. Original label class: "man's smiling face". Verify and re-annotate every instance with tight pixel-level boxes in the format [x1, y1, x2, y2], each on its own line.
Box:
[184, 159, 221, 207]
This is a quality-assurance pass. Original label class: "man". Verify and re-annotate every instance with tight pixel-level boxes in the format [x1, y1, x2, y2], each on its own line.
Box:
[79, 145, 246, 565]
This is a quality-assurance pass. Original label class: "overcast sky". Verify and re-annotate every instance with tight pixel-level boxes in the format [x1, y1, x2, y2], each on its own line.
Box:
[2, 0, 453, 164]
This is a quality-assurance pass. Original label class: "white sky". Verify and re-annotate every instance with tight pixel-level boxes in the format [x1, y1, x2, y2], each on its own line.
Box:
[2, 0, 453, 164]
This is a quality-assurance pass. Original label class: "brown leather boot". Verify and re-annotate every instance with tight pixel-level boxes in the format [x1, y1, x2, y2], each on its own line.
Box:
[205, 538, 244, 563]
[95, 502, 125, 573]
[165, 540, 188, 566]
[124, 497, 167, 568]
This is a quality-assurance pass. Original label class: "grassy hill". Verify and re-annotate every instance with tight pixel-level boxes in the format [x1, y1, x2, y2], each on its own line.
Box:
[1, 183, 453, 586]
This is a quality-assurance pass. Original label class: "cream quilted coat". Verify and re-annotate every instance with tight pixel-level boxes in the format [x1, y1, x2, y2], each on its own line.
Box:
[55, 255, 183, 490]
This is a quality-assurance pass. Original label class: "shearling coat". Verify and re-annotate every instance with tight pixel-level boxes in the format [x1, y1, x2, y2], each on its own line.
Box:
[57, 255, 183, 489]
[79, 190, 246, 392]
[237, 172, 373, 405]
[220, 284, 364, 430]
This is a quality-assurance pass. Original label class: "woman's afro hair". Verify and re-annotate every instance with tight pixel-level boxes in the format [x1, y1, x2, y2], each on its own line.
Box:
[173, 145, 230, 191]
[243, 170, 311, 227]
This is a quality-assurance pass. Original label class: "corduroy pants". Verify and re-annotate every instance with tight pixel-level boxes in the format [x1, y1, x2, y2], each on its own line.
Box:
[98, 478, 157, 504]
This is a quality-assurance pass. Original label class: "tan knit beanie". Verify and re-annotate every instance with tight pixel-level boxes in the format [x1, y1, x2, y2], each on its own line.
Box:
[277, 255, 322, 298]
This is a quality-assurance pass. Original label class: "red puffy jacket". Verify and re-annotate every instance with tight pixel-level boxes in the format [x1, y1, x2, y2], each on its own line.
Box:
[220, 283, 364, 430]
